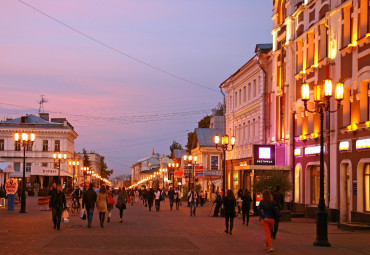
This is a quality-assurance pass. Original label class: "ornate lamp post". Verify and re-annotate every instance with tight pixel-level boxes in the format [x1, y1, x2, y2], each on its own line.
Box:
[69, 159, 80, 188]
[301, 79, 343, 247]
[183, 155, 197, 193]
[214, 134, 235, 198]
[167, 163, 179, 188]
[14, 132, 35, 213]
[159, 168, 167, 189]
[53, 153, 67, 185]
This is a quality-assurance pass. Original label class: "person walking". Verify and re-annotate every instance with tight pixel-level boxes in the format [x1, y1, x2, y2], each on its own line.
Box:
[142, 188, 148, 207]
[147, 188, 155, 212]
[271, 185, 284, 239]
[116, 187, 128, 223]
[71, 185, 81, 208]
[212, 191, 222, 217]
[175, 187, 181, 210]
[96, 185, 108, 228]
[107, 191, 115, 223]
[258, 190, 276, 252]
[154, 188, 162, 212]
[49, 184, 66, 230]
[130, 189, 135, 206]
[48, 183, 57, 226]
[168, 187, 175, 210]
[82, 183, 97, 228]
[223, 189, 236, 235]
[236, 189, 243, 215]
[241, 189, 252, 226]
[187, 187, 197, 216]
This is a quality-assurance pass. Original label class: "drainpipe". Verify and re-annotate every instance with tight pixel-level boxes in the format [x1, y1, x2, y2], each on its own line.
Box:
[256, 54, 267, 144]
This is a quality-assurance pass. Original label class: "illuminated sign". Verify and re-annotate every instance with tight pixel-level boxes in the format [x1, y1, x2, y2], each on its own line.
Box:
[339, 141, 350, 151]
[356, 138, 370, 150]
[240, 161, 248, 167]
[253, 145, 275, 165]
[294, 148, 302, 156]
[305, 146, 325, 155]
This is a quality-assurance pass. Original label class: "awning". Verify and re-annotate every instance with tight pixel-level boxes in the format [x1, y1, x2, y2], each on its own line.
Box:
[0, 162, 15, 173]
[234, 165, 291, 171]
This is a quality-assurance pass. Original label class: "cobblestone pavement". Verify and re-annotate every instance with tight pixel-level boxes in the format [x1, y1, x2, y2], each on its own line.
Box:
[1, 197, 370, 255]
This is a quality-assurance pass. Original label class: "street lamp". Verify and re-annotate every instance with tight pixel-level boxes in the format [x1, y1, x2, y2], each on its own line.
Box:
[301, 79, 343, 247]
[14, 132, 35, 213]
[53, 153, 67, 185]
[214, 134, 236, 198]
[183, 155, 197, 193]
[69, 159, 80, 188]
[167, 162, 179, 188]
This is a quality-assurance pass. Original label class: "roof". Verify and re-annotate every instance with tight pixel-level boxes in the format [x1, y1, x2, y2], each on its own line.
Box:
[255, 43, 273, 53]
[0, 114, 70, 129]
[194, 128, 223, 147]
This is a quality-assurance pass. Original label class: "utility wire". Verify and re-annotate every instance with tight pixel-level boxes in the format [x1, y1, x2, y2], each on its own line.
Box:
[16, 0, 219, 93]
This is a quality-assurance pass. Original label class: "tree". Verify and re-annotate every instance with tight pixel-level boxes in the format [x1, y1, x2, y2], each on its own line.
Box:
[100, 156, 113, 179]
[82, 148, 91, 168]
[198, 115, 211, 128]
[212, 103, 224, 116]
[254, 171, 292, 195]
[169, 140, 183, 158]
[185, 131, 195, 153]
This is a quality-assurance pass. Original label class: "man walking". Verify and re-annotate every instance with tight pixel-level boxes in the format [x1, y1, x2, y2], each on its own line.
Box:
[48, 183, 57, 226]
[168, 187, 175, 210]
[212, 191, 222, 217]
[188, 187, 197, 216]
[154, 188, 162, 212]
[271, 184, 284, 239]
[82, 183, 97, 228]
[49, 184, 66, 230]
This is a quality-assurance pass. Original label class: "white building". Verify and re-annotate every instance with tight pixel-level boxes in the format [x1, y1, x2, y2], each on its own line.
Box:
[0, 113, 78, 190]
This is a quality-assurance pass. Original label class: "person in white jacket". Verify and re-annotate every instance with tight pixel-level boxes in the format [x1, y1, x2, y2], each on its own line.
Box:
[188, 187, 198, 216]
[154, 189, 162, 212]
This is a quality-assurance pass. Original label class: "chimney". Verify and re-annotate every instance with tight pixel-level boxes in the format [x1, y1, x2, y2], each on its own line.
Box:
[21, 116, 28, 123]
[39, 113, 49, 121]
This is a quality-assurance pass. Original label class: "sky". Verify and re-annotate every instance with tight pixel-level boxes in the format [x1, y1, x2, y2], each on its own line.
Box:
[0, 0, 273, 177]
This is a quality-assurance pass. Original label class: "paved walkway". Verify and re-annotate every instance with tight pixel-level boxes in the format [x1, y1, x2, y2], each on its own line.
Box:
[1, 196, 370, 255]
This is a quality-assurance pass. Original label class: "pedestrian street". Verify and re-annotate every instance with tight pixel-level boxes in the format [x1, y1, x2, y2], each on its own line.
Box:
[0, 196, 369, 255]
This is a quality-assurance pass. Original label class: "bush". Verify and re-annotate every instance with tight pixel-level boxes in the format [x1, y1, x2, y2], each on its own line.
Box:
[254, 171, 292, 195]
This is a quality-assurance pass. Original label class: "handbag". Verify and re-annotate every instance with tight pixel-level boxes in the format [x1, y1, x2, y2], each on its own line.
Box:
[80, 209, 86, 220]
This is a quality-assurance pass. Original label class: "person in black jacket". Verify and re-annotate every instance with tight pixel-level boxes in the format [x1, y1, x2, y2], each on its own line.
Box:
[147, 188, 155, 212]
[271, 185, 284, 239]
[168, 187, 175, 210]
[82, 183, 97, 228]
[212, 191, 222, 217]
[223, 189, 236, 235]
[49, 184, 66, 230]
[241, 189, 253, 226]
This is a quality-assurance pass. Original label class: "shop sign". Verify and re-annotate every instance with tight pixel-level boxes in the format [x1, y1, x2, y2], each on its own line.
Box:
[240, 161, 248, 166]
[5, 178, 18, 195]
[356, 138, 370, 150]
[204, 170, 221, 176]
[305, 145, 325, 155]
[253, 145, 275, 165]
[174, 168, 184, 178]
[294, 148, 302, 156]
[339, 141, 350, 151]
[194, 165, 204, 176]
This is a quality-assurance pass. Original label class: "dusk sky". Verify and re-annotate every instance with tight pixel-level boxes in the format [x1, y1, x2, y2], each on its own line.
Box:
[0, 0, 272, 177]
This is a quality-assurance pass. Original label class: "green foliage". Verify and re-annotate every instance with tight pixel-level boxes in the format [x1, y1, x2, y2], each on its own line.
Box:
[198, 115, 211, 128]
[100, 156, 113, 178]
[185, 131, 195, 153]
[82, 148, 91, 167]
[254, 171, 292, 195]
[212, 103, 224, 116]
[169, 140, 183, 158]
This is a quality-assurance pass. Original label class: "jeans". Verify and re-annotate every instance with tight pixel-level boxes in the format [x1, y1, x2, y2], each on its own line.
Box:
[261, 218, 275, 248]
[119, 208, 124, 218]
[87, 208, 94, 225]
[272, 217, 280, 238]
[225, 215, 234, 233]
[155, 199, 160, 211]
[190, 201, 196, 215]
[169, 198, 174, 210]
[148, 200, 153, 211]
[242, 207, 250, 225]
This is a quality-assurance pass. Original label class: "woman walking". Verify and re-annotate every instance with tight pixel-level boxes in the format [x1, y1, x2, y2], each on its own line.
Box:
[236, 189, 243, 215]
[223, 189, 236, 235]
[96, 185, 108, 228]
[175, 187, 181, 210]
[241, 189, 252, 226]
[107, 191, 115, 223]
[117, 187, 128, 222]
[257, 190, 276, 252]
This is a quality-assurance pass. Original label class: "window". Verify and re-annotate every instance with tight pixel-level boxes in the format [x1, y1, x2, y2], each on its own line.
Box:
[26, 143, 33, 151]
[307, 32, 315, 68]
[243, 86, 246, 103]
[26, 163, 31, 172]
[253, 79, 257, 97]
[0, 139, 4, 151]
[14, 162, 20, 172]
[211, 156, 219, 170]
[42, 162, 48, 167]
[247, 121, 251, 143]
[365, 164, 370, 211]
[311, 166, 326, 204]
[15, 141, 21, 151]
[359, 0, 369, 39]
[360, 82, 370, 122]
[248, 83, 251, 100]
[55, 140, 60, 152]
[319, 24, 327, 60]
[234, 92, 238, 108]
[252, 119, 255, 142]
[342, 4, 353, 47]
[43, 140, 48, 152]
[239, 89, 242, 105]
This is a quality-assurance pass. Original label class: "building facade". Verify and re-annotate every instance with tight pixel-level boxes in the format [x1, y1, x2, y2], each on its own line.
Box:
[0, 113, 78, 190]
[272, 0, 370, 222]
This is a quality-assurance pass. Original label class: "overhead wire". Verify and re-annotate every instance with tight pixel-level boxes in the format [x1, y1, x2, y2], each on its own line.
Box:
[16, 0, 219, 93]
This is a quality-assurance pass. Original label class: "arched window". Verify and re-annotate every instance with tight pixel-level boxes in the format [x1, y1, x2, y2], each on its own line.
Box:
[277, 0, 286, 26]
